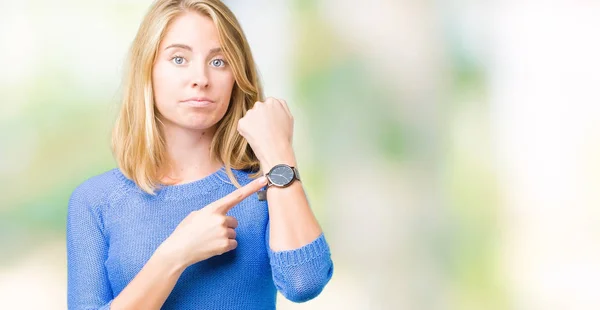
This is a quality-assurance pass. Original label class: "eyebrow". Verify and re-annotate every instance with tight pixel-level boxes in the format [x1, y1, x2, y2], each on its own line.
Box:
[164, 44, 222, 55]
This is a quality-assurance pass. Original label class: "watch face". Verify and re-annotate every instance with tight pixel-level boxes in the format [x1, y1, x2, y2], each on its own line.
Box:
[268, 165, 295, 187]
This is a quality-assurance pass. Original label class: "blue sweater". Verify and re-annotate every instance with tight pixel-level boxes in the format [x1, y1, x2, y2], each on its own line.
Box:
[66, 167, 334, 309]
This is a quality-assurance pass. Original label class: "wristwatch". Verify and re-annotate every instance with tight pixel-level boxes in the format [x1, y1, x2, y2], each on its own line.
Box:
[257, 164, 301, 201]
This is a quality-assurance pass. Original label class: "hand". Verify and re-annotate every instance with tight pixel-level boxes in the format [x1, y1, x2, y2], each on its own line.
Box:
[160, 176, 268, 268]
[237, 97, 296, 170]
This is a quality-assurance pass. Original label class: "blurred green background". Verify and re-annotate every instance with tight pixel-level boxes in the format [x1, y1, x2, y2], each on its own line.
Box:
[2, 0, 600, 309]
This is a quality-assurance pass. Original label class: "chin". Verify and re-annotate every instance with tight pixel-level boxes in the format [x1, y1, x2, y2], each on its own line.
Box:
[160, 111, 225, 132]
[175, 121, 214, 131]
[176, 112, 214, 128]
[182, 118, 221, 131]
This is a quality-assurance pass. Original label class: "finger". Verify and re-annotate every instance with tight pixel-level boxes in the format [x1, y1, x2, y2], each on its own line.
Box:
[225, 228, 237, 239]
[252, 100, 263, 109]
[265, 97, 277, 104]
[224, 216, 238, 229]
[276, 98, 293, 119]
[223, 239, 238, 253]
[212, 176, 268, 213]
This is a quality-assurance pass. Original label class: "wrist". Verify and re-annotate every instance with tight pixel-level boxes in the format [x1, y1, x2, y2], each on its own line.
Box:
[156, 239, 189, 272]
[260, 146, 297, 172]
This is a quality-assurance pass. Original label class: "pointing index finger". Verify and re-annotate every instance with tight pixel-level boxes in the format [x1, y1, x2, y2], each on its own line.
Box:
[213, 176, 268, 214]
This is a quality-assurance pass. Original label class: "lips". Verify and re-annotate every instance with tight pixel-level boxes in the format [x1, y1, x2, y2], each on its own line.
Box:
[181, 97, 214, 107]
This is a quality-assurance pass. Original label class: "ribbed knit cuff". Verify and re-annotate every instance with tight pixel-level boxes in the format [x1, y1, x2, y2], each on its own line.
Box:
[268, 233, 331, 267]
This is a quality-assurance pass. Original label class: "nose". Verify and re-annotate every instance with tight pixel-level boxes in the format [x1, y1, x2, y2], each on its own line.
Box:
[192, 65, 209, 89]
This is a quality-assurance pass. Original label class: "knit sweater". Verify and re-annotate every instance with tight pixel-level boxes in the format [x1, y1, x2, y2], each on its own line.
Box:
[66, 167, 334, 309]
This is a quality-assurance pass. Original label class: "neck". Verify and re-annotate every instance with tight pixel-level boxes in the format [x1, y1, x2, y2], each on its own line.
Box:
[160, 122, 223, 185]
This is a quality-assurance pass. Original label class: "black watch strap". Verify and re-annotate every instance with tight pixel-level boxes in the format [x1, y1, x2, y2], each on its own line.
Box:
[257, 189, 267, 201]
[293, 167, 301, 182]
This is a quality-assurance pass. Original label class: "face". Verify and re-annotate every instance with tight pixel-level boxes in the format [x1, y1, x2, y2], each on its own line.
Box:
[152, 12, 234, 132]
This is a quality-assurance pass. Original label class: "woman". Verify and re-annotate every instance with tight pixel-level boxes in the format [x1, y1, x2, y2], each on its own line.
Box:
[66, 0, 333, 309]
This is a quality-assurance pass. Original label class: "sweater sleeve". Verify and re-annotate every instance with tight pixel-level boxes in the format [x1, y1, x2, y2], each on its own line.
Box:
[66, 182, 114, 310]
[265, 220, 334, 303]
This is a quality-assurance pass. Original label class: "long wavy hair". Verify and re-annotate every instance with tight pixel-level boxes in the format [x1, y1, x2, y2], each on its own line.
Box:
[112, 0, 263, 195]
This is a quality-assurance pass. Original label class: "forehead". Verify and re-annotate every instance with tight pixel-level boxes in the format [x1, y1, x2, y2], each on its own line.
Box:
[159, 11, 220, 51]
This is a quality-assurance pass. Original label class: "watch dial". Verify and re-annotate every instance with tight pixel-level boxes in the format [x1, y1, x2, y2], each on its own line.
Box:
[269, 165, 294, 186]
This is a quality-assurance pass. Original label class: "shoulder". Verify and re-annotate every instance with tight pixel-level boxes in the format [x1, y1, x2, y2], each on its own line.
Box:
[68, 168, 128, 211]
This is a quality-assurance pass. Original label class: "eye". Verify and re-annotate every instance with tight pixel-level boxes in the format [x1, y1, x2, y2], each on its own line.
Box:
[171, 55, 186, 65]
[210, 58, 226, 67]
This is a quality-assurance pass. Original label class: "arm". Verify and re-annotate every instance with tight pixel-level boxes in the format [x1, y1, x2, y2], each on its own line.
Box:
[236, 97, 334, 302]
[66, 184, 114, 309]
[67, 182, 186, 310]
[108, 245, 186, 310]
[262, 151, 323, 251]
[262, 151, 334, 302]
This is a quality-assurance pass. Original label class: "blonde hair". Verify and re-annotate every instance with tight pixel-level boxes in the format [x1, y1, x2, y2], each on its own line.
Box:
[112, 0, 263, 195]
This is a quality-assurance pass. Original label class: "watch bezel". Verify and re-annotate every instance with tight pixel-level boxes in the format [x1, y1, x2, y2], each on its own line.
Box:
[266, 164, 298, 188]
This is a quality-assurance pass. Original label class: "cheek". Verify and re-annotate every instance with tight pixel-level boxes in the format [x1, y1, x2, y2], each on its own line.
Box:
[217, 74, 235, 114]
[152, 64, 180, 110]
[216, 72, 235, 101]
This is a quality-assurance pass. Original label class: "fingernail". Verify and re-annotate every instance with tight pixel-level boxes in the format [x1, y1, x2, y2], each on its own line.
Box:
[259, 176, 267, 184]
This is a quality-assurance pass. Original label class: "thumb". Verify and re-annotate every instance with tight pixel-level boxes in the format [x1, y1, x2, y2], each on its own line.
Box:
[212, 176, 268, 214]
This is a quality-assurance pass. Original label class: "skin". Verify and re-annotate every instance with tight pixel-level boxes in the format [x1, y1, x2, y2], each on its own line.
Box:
[110, 11, 323, 309]
[151, 10, 234, 183]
